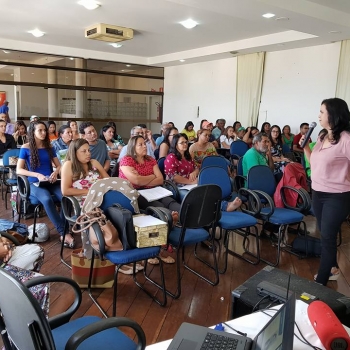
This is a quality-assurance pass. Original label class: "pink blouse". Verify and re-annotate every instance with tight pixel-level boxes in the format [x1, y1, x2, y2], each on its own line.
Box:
[119, 156, 157, 189]
[164, 153, 195, 184]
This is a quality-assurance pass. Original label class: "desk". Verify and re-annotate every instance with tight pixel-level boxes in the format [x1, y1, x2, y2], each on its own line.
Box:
[145, 300, 350, 350]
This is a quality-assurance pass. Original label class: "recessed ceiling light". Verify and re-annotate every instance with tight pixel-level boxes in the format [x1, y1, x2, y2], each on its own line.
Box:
[262, 13, 275, 18]
[28, 29, 45, 37]
[121, 70, 125, 72]
[31, 72, 35, 75]
[10, 74, 13, 76]
[78, 0, 100, 10]
[126, 64, 131, 67]
[275, 17, 289, 21]
[329, 30, 341, 34]
[179, 59, 186, 62]
[69, 57, 75, 60]
[110, 43, 123, 48]
[2, 50, 10, 54]
[180, 19, 198, 29]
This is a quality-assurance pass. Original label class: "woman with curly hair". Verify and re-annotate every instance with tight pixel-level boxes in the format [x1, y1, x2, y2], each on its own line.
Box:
[16, 121, 72, 247]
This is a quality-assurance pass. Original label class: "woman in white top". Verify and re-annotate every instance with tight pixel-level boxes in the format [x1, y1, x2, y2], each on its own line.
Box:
[220, 126, 235, 148]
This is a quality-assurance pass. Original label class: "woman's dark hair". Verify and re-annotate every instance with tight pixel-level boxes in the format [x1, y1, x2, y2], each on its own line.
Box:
[107, 121, 118, 138]
[169, 133, 191, 161]
[57, 125, 71, 139]
[126, 135, 151, 161]
[46, 120, 56, 132]
[247, 126, 259, 138]
[163, 127, 178, 146]
[184, 121, 194, 131]
[67, 120, 77, 128]
[282, 125, 291, 135]
[99, 125, 114, 143]
[261, 122, 271, 133]
[269, 125, 283, 147]
[14, 121, 27, 133]
[223, 126, 234, 138]
[66, 139, 93, 181]
[200, 119, 207, 129]
[321, 98, 350, 143]
[28, 121, 54, 170]
[233, 121, 241, 131]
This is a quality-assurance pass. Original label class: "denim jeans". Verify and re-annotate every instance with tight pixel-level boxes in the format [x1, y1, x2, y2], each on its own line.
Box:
[29, 183, 65, 236]
[312, 190, 350, 285]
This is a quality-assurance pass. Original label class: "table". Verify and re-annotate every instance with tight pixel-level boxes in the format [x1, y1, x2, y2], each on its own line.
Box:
[145, 300, 350, 350]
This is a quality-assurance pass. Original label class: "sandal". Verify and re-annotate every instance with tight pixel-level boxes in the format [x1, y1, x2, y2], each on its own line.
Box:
[118, 265, 134, 275]
[148, 258, 160, 265]
[160, 255, 175, 264]
[60, 235, 75, 249]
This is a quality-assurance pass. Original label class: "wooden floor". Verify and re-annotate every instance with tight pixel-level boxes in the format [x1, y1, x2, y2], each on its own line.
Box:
[2, 197, 350, 346]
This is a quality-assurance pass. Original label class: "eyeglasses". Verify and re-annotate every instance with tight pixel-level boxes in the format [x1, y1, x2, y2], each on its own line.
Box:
[169, 134, 177, 136]
[178, 141, 188, 145]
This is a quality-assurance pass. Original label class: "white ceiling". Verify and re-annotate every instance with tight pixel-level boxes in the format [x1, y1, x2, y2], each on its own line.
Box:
[0, 0, 350, 67]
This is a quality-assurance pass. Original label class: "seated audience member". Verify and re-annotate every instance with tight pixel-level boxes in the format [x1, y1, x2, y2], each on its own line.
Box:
[0, 113, 15, 135]
[67, 120, 80, 140]
[242, 132, 274, 177]
[269, 125, 292, 180]
[282, 125, 294, 151]
[99, 125, 123, 166]
[47, 121, 58, 141]
[260, 122, 271, 135]
[189, 128, 217, 168]
[13, 121, 28, 146]
[119, 135, 180, 265]
[304, 128, 327, 177]
[212, 118, 226, 140]
[220, 126, 235, 148]
[79, 121, 110, 172]
[235, 127, 246, 141]
[16, 121, 72, 247]
[118, 126, 154, 163]
[51, 125, 73, 164]
[168, 122, 175, 128]
[201, 121, 219, 147]
[242, 126, 259, 146]
[181, 121, 196, 142]
[233, 121, 241, 133]
[138, 123, 157, 151]
[0, 119, 16, 156]
[156, 122, 170, 147]
[158, 126, 178, 159]
[107, 121, 125, 146]
[200, 119, 208, 129]
[293, 123, 311, 153]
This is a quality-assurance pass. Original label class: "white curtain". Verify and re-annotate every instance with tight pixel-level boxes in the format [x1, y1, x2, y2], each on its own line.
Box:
[336, 40, 350, 106]
[236, 52, 265, 127]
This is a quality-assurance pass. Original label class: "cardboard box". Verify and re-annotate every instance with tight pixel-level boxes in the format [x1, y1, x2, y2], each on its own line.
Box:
[133, 214, 168, 248]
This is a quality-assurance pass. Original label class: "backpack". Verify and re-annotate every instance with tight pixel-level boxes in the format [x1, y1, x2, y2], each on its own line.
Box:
[105, 204, 137, 250]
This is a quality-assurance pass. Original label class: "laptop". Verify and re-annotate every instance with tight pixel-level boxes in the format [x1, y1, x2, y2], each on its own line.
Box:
[167, 293, 296, 350]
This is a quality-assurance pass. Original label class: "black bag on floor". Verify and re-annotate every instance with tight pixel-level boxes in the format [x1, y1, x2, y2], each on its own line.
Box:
[105, 204, 137, 250]
[292, 235, 321, 257]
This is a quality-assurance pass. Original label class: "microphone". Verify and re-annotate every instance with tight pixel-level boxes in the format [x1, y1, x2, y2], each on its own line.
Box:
[308, 300, 350, 350]
[300, 122, 317, 148]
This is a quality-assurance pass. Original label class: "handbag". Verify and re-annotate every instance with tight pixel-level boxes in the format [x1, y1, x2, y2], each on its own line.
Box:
[71, 249, 115, 288]
[72, 208, 123, 253]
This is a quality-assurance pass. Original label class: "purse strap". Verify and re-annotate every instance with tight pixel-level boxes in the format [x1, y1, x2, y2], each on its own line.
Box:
[72, 208, 106, 233]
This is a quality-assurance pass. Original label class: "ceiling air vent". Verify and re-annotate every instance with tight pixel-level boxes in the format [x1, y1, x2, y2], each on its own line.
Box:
[85, 23, 133, 43]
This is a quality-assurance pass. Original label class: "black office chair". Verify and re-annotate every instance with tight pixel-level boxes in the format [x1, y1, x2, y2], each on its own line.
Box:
[0, 269, 146, 350]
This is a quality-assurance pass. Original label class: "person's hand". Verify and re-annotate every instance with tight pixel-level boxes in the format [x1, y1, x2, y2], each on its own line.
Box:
[0, 242, 12, 262]
[146, 129, 153, 141]
[188, 171, 197, 182]
[36, 173, 48, 181]
[299, 135, 305, 147]
[49, 171, 58, 183]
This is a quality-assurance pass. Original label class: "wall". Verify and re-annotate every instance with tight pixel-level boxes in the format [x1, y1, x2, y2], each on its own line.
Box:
[258, 43, 341, 136]
[163, 58, 237, 131]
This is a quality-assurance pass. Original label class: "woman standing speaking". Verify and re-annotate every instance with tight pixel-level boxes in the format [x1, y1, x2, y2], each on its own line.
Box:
[302, 98, 350, 286]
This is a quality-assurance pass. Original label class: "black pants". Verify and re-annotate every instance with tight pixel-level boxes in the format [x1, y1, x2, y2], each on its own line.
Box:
[312, 190, 350, 285]
[138, 196, 181, 212]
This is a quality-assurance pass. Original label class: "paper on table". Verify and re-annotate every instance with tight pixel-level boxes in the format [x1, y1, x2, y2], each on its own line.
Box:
[180, 184, 197, 191]
[133, 215, 166, 227]
[138, 186, 173, 202]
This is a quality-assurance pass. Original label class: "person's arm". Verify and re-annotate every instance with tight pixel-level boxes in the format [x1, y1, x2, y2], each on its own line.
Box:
[91, 159, 110, 178]
[49, 157, 61, 182]
[293, 143, 303, 152]
[265, 147, 275, 171]
[0, 241, 12, 263]
[103, 159, 110, 172]
[16, 147, 47, 181]
[242, 127, 251, 143]
[120, 165, 161, 187]
[221, 140, 231, 149]
[146, 130, 157, 150]
[158, 143, 169, 159]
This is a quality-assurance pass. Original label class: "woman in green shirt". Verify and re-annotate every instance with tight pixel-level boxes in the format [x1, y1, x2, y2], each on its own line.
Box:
[282, 125, 294, 151]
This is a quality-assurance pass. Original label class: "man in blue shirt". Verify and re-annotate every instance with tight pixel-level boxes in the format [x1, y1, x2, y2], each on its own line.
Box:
[79, 121, 110, 172]
[0, 100, 9, 118]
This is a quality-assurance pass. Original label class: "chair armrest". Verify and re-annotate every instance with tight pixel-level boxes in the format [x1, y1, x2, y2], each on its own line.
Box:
[163, 180, 180, 202]
[238, 188, 261, 216]
[66, 317, 146, 350]
[23, 275, 81, 329]
[62, 196, 81, 224]
[280, 186, 311, 214]
[17, 174, 30, 199]
[253, 190, 275, 219]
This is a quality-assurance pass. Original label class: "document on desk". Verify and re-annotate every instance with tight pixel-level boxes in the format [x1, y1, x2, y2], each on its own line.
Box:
[138, 186, 173, 202]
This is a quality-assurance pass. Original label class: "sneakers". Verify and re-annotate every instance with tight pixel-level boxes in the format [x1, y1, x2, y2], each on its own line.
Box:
[314, 267, 340, 281]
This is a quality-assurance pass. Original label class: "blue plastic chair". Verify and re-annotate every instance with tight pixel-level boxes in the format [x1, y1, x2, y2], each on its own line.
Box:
[230, 140, 249, 159]
[0, 269, 146, 350]
[87, 190, 167, 317]
[246, 165, 306, 266]
[157, 157, 166, 179]
[198, 166, 261, 269]
[201, 155, 230, 173]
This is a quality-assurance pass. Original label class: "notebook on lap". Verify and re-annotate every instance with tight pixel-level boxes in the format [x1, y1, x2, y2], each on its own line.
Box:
[167, 293, 296, 350]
